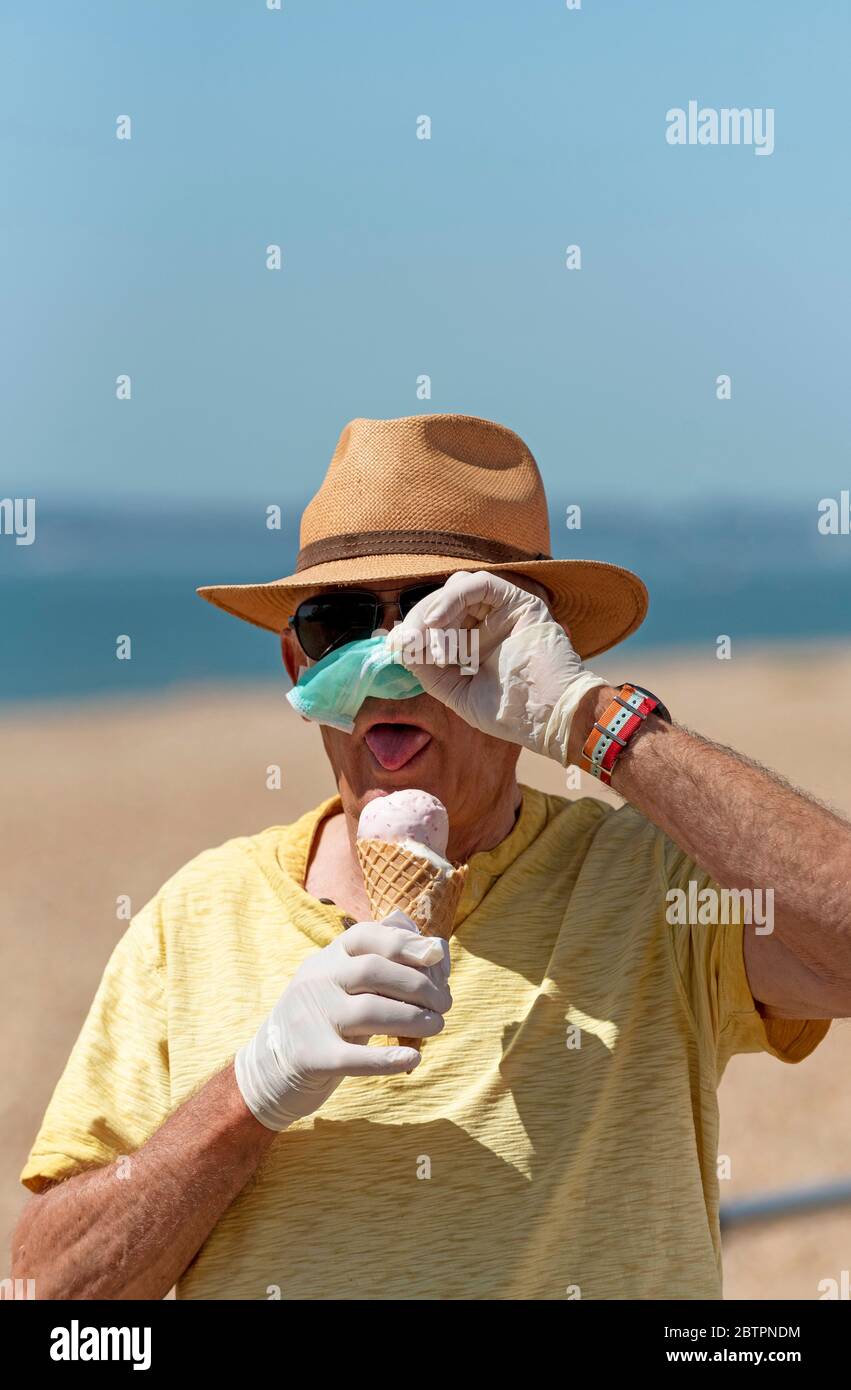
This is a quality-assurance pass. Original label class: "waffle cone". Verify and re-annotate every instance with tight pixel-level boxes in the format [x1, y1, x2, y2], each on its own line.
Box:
[356, 838, 466, 1054]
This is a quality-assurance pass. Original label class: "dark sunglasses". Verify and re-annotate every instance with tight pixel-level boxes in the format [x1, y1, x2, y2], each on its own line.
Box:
[287, 582, 444, 662]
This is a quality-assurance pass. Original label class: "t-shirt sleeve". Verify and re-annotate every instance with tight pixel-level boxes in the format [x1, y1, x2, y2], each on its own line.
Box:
[19, 897, 171, 1194]
[661, 834, 830, 1082]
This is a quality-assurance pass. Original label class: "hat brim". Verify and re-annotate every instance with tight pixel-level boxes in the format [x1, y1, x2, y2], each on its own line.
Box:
[198, 553, 647, 661]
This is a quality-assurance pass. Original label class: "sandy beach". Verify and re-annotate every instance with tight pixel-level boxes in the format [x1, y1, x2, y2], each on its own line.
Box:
[3, 642, 850, 1299]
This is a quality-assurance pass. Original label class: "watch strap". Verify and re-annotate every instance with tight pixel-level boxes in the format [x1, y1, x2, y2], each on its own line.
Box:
[581, 683, 669, 786]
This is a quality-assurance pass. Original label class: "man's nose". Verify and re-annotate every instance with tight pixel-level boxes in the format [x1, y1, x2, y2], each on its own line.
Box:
[376, 599, 401, 630]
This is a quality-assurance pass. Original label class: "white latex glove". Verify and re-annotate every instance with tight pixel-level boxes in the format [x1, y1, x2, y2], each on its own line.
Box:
[387, 570, 608, 765]
[235, 911, 451, 1132]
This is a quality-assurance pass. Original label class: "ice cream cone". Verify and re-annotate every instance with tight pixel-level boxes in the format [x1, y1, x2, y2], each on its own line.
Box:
[356, 837, 466, 1053]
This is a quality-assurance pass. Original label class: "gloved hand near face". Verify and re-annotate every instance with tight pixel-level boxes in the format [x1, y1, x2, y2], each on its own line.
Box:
[386, 570, 608, 765]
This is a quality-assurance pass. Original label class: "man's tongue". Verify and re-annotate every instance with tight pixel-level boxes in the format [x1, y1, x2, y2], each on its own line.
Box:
[364, 724, 431, 771]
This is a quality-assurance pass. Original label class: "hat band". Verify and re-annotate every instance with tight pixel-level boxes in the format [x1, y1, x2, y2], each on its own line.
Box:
[295, 529, 552, 571]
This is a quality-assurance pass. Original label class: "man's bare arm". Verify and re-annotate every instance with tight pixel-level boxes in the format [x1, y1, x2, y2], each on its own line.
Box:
[568, 685, 851, 1018]
[11, 1064, 275, 1301]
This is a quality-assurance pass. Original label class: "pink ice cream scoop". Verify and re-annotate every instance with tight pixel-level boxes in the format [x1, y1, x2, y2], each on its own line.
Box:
[357, 789, 449, 857]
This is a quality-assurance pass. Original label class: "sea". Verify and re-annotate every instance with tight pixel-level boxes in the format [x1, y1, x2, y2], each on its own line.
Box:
[1, 501, 849, 703]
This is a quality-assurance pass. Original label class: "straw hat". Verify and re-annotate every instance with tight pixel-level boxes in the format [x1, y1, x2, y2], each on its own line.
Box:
[197, 414, 648, 659]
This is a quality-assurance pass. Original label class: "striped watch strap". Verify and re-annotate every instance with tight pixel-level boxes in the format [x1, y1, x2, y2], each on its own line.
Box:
[580, 683, 670, 785]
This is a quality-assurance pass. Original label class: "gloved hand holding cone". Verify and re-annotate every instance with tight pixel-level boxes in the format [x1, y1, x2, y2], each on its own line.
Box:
[356, 789, 466, 1054]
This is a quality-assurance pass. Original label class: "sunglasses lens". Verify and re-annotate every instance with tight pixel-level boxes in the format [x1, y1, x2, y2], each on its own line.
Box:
[398, 582, 443, 618]
[293, 595, 377, 661]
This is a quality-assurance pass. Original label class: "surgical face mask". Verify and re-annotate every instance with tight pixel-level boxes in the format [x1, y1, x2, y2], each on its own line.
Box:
[286, 636, 423, 732]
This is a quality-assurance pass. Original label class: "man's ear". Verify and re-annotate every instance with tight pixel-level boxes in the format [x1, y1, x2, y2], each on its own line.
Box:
[280, 628, 308, 684]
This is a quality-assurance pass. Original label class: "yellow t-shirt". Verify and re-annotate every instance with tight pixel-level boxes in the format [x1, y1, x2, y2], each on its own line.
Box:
[21, 787, 829, 1300]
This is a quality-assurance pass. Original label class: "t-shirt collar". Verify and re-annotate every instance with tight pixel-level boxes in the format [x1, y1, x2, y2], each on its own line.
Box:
[254, 785, 549, 949]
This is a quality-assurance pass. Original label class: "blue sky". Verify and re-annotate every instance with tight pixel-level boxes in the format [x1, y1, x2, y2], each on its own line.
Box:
[3, 1, 850, 509]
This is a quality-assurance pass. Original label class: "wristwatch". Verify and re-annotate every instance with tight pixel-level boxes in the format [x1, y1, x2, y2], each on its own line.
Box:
[580, 682, 671, 785]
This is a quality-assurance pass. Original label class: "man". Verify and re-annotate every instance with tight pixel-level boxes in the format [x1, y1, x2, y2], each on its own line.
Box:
[13, 414, 851, 1300]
